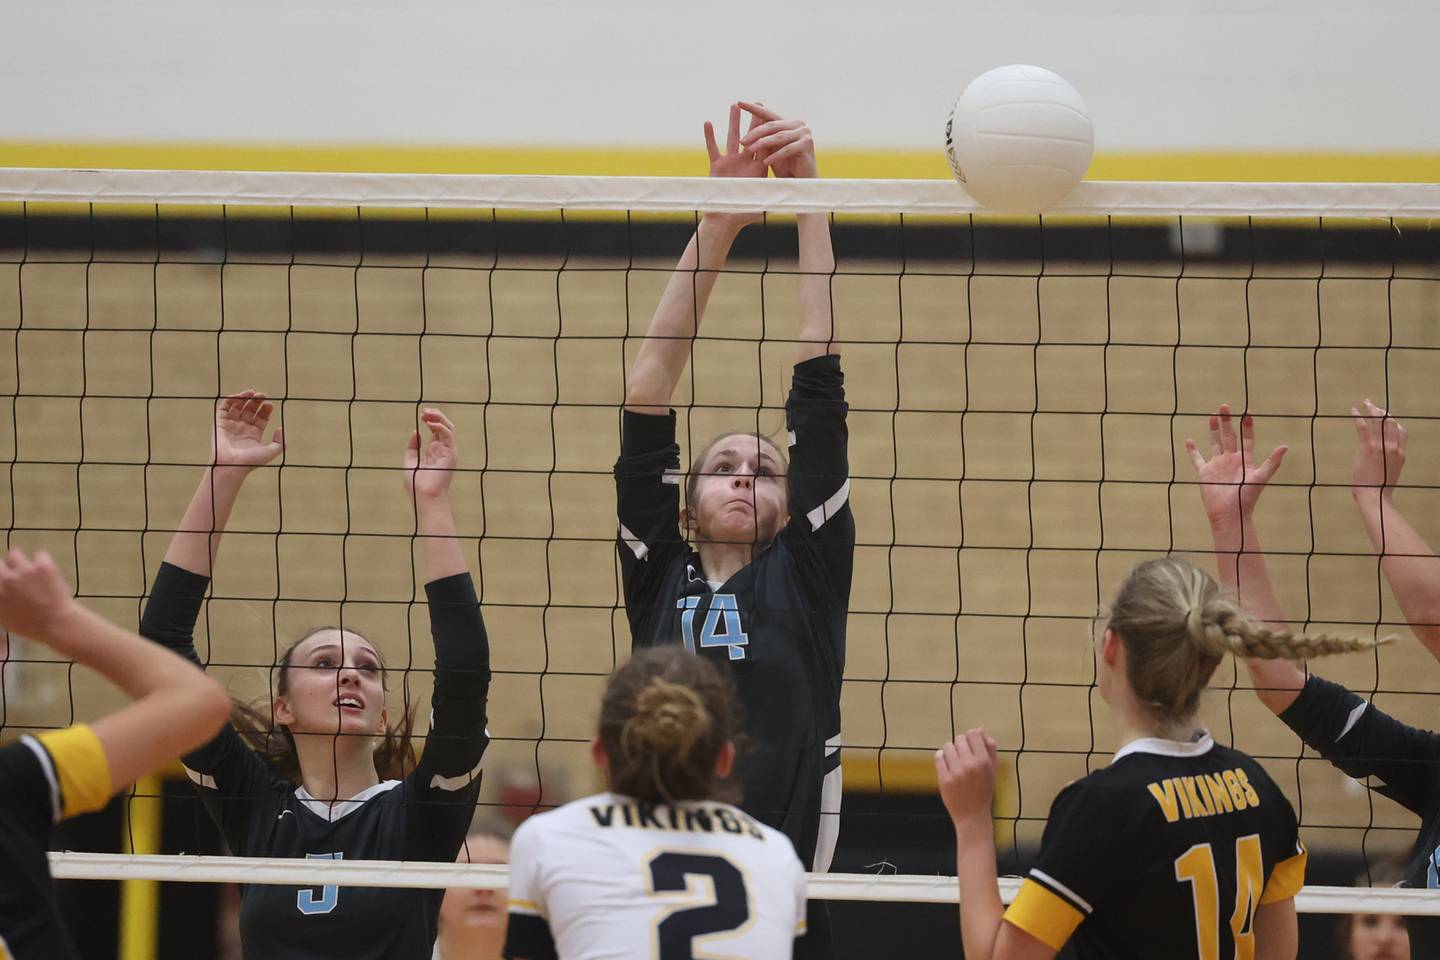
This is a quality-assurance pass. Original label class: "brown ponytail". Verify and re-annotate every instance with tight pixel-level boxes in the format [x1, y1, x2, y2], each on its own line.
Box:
[599, 647, 736, 804]
[228, 626, 418, 783]
[1108, 558, 1385, 730]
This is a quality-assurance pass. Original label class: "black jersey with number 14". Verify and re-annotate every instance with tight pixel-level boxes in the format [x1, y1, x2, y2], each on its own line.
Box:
[614, 354, 854, 873]
[1003, 734, 1306, 959]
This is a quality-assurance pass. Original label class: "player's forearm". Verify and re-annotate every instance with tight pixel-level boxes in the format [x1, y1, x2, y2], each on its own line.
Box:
[1209, 517, 1305, 713]
[954, 817, 1004, 960]
[40, 601, 226, 712]
[625, 218, 741, 414]
[416, 495, 468, 582]
[165, 467, 248, 576]
[795, 212, 838, 363]
[1354, 491, 1440, 656]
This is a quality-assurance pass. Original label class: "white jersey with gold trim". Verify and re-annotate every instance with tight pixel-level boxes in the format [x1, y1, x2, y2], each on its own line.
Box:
[504, 792, 808, 960]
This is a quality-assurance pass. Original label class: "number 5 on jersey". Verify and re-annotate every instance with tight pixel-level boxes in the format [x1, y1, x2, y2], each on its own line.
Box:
[298, 852, 343, 915]
[677, 594, 749, 661]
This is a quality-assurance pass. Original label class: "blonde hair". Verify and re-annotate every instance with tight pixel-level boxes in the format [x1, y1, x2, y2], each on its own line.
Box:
[599, 648, 736, 804]
[1107, 557, 1384, 728]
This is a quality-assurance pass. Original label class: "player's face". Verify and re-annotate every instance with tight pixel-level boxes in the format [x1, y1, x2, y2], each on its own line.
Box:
[1349, 911, 1409, 960]
[441, 835, 510, 934]
[278, 630, 387, 738]
[690, 434, 788, 546]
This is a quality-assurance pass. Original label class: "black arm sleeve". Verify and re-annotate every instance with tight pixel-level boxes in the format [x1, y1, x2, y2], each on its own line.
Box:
[777, 355, 855, 661]
[1279, 674, 1440, 815]
[615, 409, 687, 647]
[411, 572, 491, 859]
[139, 562, 277, 852]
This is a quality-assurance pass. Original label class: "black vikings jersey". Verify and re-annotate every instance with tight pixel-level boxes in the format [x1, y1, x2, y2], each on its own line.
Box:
[141, 562, 491, 960]
[1281, 674, 1440, 955]
[614, 354, 854, 874]
[0, 726, 111, 960]
[1004, 734, 1306, 959]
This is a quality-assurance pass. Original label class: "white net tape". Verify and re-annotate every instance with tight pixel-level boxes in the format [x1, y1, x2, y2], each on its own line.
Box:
[1, 167, 1439, 216]
[48, 853, 1440, 915]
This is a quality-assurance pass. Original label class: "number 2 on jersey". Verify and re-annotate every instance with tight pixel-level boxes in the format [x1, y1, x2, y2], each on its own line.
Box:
[1174, 834, 1263, 960]
[646, 852, 750, 959]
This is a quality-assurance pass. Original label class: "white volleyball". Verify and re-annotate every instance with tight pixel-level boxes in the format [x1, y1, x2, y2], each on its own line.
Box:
[945, 65, 1094, 212]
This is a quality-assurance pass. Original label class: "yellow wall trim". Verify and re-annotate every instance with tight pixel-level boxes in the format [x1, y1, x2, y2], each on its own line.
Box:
[2, 143, 1437, 183]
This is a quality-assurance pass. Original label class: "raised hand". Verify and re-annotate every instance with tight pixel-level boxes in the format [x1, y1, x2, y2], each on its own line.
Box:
[212, 390, 284, 474]
[1351, 399, 1407, 503]
[935, 728, 999, 826]
[704, 103, 768, 180]
[0, 549, 76, 643]
[739, 102, 817, 179]
[701, 103, 769, 231]
[1185, 404, 1287, 528]
[404, 408, 458, 502]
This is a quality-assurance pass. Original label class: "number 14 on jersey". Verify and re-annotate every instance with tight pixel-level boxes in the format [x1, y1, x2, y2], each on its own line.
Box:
[676, 595, 749, 661]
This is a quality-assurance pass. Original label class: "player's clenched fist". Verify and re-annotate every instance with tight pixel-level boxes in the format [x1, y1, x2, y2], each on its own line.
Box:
[935, 728, 999, 825]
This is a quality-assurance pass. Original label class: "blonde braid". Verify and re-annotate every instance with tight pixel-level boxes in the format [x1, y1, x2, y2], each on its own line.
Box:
[1200, 606, 1390, 660]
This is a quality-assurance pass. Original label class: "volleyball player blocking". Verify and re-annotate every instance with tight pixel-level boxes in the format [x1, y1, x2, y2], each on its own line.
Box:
[614, 102, 851, 955]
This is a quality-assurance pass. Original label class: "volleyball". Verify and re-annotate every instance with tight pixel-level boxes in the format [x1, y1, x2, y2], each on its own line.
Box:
[945, 64, 1094, 212]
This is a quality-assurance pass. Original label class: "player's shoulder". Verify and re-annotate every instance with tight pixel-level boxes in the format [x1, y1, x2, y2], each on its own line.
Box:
[512, 792, 611, 842]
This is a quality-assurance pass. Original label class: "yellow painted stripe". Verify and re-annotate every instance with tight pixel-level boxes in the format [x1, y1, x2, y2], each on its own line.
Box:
[119, 775, 162, 960]
[1, 142, 1437, 183]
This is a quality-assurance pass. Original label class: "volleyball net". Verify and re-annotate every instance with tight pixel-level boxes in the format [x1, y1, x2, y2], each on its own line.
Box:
[3, 170, 1440, 949]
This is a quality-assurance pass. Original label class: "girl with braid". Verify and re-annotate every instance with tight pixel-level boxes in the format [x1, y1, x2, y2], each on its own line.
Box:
[1191, 402, 1440, 957]
[936, 553, 1376, 960]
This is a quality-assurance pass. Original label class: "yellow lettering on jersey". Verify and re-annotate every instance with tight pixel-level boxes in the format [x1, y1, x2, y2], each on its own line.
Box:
[1148, 780, 1182, 823]
[1204, 774, 1235, 814]
[1222, 770, 1248, 810]
[1195, 775, 1223, 816]
[1175, 778, 1195, 819]
[1183, 777, 1213, 817]
[1236, 769, 1261, 807]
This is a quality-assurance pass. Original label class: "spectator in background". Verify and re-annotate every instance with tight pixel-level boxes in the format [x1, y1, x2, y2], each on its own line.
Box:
[1337, 854, 1410, 960]
[435, 830, 510, 960]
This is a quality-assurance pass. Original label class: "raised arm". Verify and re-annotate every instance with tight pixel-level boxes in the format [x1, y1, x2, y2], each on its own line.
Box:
[1350, 399, 1440, 660]
[404, 408, 467, 582]
[935, 729, 1054, 960]
[739, 102, 838, 362]
[165, 389, 284, 577]
[0, 550, 229, 796]
[624, 105, 767, 415]
[406, 408, 491, 853]
[1185, 405, 1304, 714]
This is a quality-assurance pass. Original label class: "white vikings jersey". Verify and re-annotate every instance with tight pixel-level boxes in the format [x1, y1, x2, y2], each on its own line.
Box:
[504, 792, 808, 960]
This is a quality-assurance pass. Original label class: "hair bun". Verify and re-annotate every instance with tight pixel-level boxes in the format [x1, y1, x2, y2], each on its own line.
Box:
[622, 677, 709, 759]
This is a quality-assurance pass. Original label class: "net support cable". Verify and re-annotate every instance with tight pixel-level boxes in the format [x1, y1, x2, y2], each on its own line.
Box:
[1, 168, 1439, 217]
[47, 853, 1440, 915]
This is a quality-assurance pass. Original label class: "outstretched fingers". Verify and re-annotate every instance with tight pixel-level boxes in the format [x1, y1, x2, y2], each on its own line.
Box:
[421, 408, 456, 445]
[738, 101, 781, 124]
[704, 121, 720, 164]
[1184, 438, 1207, 473]
[726, 103, 742, 156]
[1253, 444, 1289, 486]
